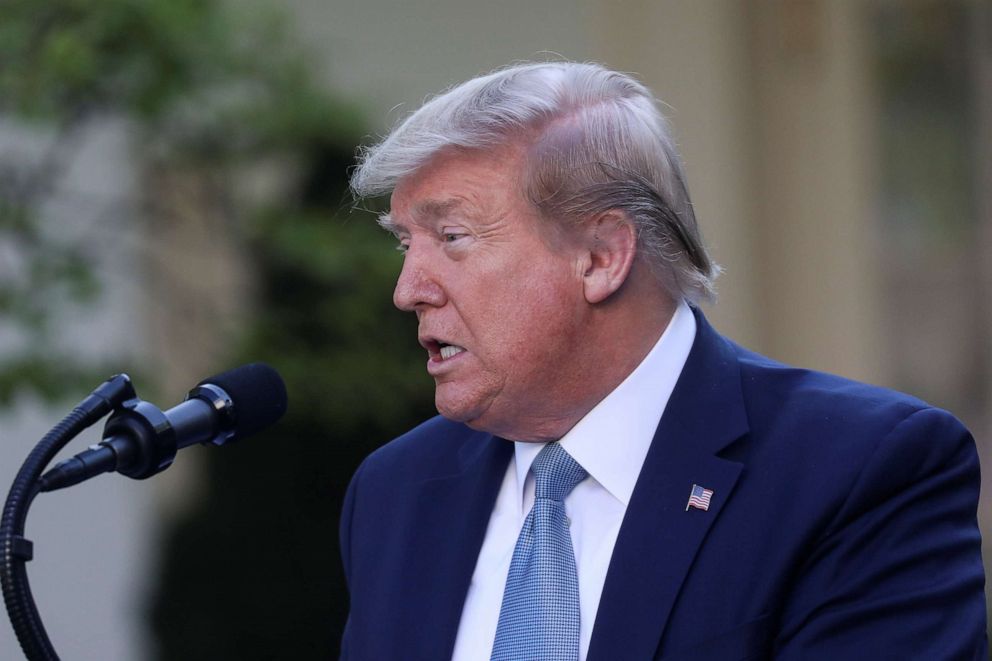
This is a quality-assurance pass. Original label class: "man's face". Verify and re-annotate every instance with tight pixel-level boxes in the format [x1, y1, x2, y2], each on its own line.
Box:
[387, 146, 592, 440]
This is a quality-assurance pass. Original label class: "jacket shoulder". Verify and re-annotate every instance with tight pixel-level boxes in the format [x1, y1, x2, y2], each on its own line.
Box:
[733, 344, 936, 436]
[358, 415, 488, 482]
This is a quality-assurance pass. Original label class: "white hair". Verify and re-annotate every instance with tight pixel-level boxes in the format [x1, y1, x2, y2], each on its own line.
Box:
[351, 61, 720, 303]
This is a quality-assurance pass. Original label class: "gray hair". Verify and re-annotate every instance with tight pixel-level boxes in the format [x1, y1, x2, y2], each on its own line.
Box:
[350, 61, 720, 304]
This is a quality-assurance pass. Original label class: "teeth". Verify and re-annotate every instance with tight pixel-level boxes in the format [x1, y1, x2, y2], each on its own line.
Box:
[439, 344, 465, 360]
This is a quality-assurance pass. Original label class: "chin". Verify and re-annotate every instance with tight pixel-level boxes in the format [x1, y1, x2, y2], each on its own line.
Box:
[435, 391, 499, 432]
[434, 394, 479, 425]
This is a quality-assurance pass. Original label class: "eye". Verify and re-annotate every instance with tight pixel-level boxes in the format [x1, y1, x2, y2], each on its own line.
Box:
[391, 232, 410, 254]
[440, 228, 469, 244]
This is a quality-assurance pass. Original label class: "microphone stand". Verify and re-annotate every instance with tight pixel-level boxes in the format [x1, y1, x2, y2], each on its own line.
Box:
[0, 374, 136, 661]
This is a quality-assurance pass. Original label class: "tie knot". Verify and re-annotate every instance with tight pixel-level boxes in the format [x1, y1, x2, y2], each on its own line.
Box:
[531, 442, 587, 502]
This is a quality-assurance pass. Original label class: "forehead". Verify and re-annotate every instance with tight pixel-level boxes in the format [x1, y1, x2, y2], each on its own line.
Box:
[407, 198, 469, 224]
[387, 146, 525, 224]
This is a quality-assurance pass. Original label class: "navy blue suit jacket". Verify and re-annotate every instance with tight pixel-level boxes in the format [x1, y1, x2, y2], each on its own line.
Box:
[340, 312, 987, 659]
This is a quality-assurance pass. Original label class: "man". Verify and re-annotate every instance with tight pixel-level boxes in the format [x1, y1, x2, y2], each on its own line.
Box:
[340, 62, 987, 660]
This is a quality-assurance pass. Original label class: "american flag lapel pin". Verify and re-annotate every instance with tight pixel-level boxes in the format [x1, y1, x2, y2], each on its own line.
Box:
[686, 484, 714, 512]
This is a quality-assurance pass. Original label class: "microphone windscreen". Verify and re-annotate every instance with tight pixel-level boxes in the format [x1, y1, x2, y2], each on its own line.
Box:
[201, 363, 288, 438]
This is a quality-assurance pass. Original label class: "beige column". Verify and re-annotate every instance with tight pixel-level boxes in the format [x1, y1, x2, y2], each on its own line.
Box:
[745, 0, 885, 381]
[591, 0, 762, 349]
[592, 0, 885, 383]
[141, 161, 256, 517]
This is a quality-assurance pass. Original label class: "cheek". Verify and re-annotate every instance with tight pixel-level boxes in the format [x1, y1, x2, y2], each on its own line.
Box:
[489, 272, 582, 362]
[459, 242, 583, 362]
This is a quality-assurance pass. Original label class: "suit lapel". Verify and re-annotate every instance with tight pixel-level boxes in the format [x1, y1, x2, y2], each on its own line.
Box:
[587, 311, 748, 661]
[398, 431, 512, 659]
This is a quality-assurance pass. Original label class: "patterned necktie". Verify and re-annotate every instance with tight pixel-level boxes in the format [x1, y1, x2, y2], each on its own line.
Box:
[491, 442, 589, 661]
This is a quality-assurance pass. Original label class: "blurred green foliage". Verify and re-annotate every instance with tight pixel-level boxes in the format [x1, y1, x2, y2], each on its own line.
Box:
[0, 0, 233, 119]
[1, 0, 434, 657]
[0, 0, 359, 402]
[0, 0, 362, 154]
[0, 188, 104, 403]
[152, 180, 435, 660]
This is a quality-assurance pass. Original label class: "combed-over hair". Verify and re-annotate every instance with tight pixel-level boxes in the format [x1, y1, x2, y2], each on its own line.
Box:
[350, 61, 720, 303]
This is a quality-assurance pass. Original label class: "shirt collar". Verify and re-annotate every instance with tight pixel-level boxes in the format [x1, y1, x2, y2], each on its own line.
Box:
[513, 299, 697, 506]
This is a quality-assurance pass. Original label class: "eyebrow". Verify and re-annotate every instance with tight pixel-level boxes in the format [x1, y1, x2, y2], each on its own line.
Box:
[415, 199, 464, 220]
[378, 199, 466, 235]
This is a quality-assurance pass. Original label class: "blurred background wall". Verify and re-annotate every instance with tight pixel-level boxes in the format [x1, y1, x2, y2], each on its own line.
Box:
[1, 0, 989, 658]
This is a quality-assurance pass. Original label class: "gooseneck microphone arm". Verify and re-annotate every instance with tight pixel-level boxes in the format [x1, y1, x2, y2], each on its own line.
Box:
[1, 374, 137, 661]
[1, 364, 288, 660]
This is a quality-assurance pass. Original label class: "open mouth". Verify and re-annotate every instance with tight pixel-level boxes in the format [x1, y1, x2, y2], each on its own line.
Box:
[422, 337, 467, 362]
[438, 342, 465, 360]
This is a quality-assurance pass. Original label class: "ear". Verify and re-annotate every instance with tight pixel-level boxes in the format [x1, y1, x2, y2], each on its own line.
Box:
[581, 211, 638, 304]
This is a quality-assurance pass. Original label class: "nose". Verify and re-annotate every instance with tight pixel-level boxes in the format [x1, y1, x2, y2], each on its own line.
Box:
[393, 244, 446, 312]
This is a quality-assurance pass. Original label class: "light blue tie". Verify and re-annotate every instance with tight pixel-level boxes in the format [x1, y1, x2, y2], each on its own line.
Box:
[491, 442, 588, 661]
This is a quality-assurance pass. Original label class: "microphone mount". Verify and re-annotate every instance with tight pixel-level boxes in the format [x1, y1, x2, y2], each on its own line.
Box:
[38, 381, 237, 493]
[0, 364, 286, 660]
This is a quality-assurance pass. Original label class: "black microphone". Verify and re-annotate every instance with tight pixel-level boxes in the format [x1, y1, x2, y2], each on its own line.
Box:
[39, 363, 288, 493]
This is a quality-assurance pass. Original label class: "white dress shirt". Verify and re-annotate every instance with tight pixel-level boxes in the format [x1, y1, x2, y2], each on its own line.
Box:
[451, 300, 697, 661]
